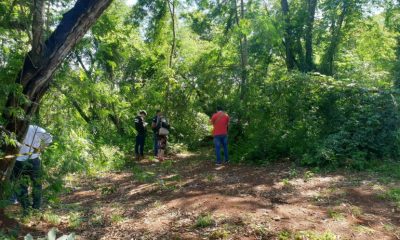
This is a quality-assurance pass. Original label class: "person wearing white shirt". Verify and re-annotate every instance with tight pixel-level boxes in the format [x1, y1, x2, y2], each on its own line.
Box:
[11, 125, 52, 214]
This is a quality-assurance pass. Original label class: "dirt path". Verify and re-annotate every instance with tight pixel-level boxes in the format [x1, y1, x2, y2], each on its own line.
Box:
[6, 152, 400, 239]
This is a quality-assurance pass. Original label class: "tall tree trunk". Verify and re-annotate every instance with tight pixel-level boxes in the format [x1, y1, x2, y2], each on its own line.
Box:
[394, 36, 400, 88]
[305, 0, 317, 72]
[0, 0, 113, 206]
[239, 0, 249, 101]
[281, 0, 296, 70]
[165, 0, 176, 115]
[320, 1, 347, 76]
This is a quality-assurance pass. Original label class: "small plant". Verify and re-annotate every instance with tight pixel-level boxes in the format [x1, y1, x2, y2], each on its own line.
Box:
[327, 209, 344, 221]
[282, 178, 291, 186]
[110, 213, 124, 223]
[206, 173, 215, 182]
[194, 213, 215, 228]
[289, 167, 298, 178]
[165, 174, 182, 182]
[43, 211, 62, 225]
[101, 185, 117, 195]
[354, 225, 375, 234]
[68, 212, 84, 229]
[252, 225, 270, 238]
[160, 160, 174, 172]
[209, 229, 229, 239]
[278, 230, 292, 240]
[303, 171, 315, 182]
[385, 188, 400, 207]
[132, 166, 156, 183]
[278, 230, 337, 240]
[349, 205, 363, 218]
[90, 214, 105, 226]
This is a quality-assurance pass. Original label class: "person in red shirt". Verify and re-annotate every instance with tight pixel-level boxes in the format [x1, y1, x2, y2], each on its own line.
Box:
[211, 106, 230, 164]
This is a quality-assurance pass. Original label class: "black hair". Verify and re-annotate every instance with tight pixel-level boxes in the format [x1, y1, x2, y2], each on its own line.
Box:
[216, 106, 223, 111]
[139, 110, 147, 115]
[156, 109, 161, 113]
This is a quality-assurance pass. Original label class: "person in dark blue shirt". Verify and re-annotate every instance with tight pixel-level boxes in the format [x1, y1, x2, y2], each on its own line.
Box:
[134, 110, 147, 160]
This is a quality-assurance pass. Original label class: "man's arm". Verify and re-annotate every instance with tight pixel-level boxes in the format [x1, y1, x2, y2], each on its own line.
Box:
[210, 114, 216, 124]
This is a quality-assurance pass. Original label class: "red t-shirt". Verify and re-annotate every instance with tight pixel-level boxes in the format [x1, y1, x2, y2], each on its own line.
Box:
[211, 111, 230, 136]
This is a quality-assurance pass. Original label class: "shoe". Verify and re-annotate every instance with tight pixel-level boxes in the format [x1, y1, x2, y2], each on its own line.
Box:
[215, 162, 222, 166]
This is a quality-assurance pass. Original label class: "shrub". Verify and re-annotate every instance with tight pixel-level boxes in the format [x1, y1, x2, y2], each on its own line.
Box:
[233, 72, 400, 168]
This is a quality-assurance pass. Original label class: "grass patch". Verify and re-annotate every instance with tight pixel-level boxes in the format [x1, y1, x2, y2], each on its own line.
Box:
[110, 213, 124, 223]
[194, 213, 215, 228]
[205, 173, 215, 182]
[160, 160, 174, 172]
[303, 171, 315, 182]
[209, 229, 230, 239]
[132, 166, 156, 183]
[278, 230, 337, 240]
[101, 185, 117, 196]
[68, 212, 84, 229]
[384, 188, 400, 207]
[90, 214, 105, 227]
[282, 178, 292, 187]
[354, 225, 375, 234]
[251, 224, 271, 238]
[327, 209, 345, 221]
[349, 205, 363, 218]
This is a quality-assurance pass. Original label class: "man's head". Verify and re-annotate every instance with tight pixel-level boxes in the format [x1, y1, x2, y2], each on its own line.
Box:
[156, 109, 162, 116]
[139, 110, 147, 117]
[216, 106, 223, 112]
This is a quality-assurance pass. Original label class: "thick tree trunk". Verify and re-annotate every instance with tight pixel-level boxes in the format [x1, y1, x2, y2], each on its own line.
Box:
[1, 0, 112, 191]
[320, 1, 347, 76]
[305, 0, 317, 72]
[281, 0, 296, 70]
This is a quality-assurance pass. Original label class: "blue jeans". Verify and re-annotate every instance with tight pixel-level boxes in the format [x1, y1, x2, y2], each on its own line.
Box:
[214, 135, 229, 164]
[153, 133, 158, 156]
[135, 135, 146, 156]
[11, 158, 42, 211]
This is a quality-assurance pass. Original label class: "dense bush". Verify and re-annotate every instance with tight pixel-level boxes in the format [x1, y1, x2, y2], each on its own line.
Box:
[233, 72, 400, 168]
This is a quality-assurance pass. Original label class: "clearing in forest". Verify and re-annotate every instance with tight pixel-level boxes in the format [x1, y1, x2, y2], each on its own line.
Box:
[4, 151, 400, 239]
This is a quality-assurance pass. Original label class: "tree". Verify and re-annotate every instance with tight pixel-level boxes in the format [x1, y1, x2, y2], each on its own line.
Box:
[305, 0, 317, 71]
[0, 0, 113, 215]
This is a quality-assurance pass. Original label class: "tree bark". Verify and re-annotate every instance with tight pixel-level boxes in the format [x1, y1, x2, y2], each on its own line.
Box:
[1, 0, 113, 186]
[320, 1, 347, 75]
[239, 0, 249, 101]
[281, 0, 296, 70]
[31, 0, 45, 65]
[305, 0, 317, 72]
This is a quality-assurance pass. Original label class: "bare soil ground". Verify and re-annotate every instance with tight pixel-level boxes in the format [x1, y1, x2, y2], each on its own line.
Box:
[4, 152, 400, 239]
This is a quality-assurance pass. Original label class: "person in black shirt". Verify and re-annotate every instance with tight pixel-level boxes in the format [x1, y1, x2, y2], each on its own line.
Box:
[135, 110, 147, 160]
[151, 110, 162, 157]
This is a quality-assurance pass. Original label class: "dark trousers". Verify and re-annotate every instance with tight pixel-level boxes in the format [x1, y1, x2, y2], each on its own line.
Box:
[153, 133, 158, 156]
[11, 158, 42, 211]
[135, 135, 146, 156]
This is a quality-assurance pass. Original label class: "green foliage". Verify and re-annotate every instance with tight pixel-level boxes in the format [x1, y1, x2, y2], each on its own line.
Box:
[383, 188, 400, 207]
[233, 72, 400, 168]
[278, 230, 337, 240]
[1, 0, 400, 215]
[194, 213, 215, 228]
